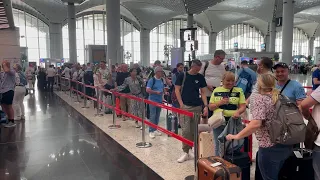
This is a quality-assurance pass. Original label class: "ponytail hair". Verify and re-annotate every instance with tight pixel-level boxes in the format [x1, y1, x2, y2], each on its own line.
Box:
[271, 88, 279, 104]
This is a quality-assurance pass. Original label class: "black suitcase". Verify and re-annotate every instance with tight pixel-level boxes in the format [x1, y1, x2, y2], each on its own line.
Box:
[224, 152, 251, 180]
[278, 148, 314, 180]
[166, 113, 178, 136]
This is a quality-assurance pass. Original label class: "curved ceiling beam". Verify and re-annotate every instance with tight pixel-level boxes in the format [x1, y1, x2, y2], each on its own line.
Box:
[61, 10, 141, 30]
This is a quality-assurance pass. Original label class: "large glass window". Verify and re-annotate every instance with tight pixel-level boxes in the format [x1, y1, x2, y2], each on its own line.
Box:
[13, 9, 50, 63]
[276, 28, 309, 56]
[216, 24, 264, 52]
[63, 13, 140, 65]
[150, 19, 209, 64]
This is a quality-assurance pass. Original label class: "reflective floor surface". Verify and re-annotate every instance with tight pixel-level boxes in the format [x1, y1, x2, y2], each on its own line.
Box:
[0, 91, 163, 180]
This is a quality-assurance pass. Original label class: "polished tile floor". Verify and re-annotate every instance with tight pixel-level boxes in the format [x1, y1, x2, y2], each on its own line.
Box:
[0, 73, 312, 180]
[0, 91, 163, 180]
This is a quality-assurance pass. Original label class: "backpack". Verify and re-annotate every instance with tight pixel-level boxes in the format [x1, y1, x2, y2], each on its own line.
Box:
[268, 81, 306, 145]
[171, 72, 187, 103]
[236, 69, 252, 98]
[18, 72, 28, 86]
[84, 70, 94, 85]
[203, 61, 209, 77]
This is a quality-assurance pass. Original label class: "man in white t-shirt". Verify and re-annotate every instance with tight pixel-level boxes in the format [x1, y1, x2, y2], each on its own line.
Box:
[96, 61, 110, 87]
[199, 50, 226, 118]
[46, 65, 56, 92]
[300, 87, 320, 180]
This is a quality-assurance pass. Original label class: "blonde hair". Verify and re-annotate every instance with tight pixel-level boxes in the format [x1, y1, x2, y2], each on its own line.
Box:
[257, 74, 279, 104]
[222, 71, 235, 82]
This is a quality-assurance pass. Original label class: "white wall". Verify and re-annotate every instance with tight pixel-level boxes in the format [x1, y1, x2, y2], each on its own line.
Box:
[0, 28, 21, 65]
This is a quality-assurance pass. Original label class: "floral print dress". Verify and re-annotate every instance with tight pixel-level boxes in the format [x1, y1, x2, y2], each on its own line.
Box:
[251, 93, 276, 148]
[117, 77, 144, 118]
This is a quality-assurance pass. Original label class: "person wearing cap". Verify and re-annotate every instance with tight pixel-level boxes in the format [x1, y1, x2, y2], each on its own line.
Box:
[274, 63, 306, 105]
[313, 64, 320, 90]
[146, 66, 165, 139]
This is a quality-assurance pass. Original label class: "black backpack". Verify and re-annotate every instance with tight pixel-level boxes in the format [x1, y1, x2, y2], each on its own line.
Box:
[84, 70, 94, 85]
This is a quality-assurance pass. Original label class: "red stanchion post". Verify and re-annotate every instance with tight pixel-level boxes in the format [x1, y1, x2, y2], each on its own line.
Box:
[136, 99, 152, 148]
[108, 93, 121, 129]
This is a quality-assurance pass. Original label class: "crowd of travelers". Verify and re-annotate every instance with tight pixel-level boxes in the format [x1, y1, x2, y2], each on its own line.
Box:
[0, 48, 320, 180]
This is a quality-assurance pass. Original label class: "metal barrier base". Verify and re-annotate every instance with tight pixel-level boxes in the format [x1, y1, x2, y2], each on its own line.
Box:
[108, 124, 121, 129]
[136, 142, 152, 148]
[185, 175, 196, 180]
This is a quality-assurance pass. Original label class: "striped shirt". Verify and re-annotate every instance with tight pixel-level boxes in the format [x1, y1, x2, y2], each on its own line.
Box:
[0, 70, 16, 93]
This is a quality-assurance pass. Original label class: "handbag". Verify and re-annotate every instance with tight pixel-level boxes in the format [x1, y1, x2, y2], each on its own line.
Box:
[208, 111, 225, 129]
[208, 87, 234, 129]
[304, 116, 320, 150]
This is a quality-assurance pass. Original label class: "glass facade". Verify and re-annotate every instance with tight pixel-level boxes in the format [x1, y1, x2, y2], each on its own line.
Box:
[13, 9, 50, 63]
[62, 13, 140, 65]
[276, 28, 309, 56]
[150, 19, 209, 64]
[216, 24, 264, 51]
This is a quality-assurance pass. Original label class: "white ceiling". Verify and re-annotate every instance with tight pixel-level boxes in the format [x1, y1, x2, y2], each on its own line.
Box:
[10, 0, 320, 37]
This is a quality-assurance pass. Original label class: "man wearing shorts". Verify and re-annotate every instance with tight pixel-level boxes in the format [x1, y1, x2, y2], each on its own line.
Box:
[0, 61, 17, 128]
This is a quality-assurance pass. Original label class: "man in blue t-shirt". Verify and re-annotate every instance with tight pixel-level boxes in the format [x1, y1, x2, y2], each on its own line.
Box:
[146, 66, 165, 139]
[313, 65, 320, 90]
[274, 63, 306, 105]
[237, 60, 257, 98]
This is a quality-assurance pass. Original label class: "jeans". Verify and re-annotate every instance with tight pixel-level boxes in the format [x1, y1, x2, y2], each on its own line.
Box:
[313, 145, 320, 180]
[213, 125, 226, 156]
[258, 144, 292, 180]
[13, 86, 26, 119]
[149, 105, 161, 132]
[47, 77, 54, 91]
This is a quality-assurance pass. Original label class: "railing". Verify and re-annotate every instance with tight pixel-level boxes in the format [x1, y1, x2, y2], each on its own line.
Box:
[57, 76, 257, 178]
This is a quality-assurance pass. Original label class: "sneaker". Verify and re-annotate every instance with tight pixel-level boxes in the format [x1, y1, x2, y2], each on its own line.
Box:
[135, 122, 141, 128]
[189, 150, 194, 159]
[149, 132, 155, 139]
[154, 131, 162, 136]
[3, 121, 16, 128]
[177, 153, 190, 163]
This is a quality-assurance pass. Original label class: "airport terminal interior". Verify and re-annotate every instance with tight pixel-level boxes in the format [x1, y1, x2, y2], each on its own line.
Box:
[0, 0, 320, 180]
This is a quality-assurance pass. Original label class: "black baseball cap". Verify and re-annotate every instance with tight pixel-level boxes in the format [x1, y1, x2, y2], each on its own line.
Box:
[273, 63, 289, 69]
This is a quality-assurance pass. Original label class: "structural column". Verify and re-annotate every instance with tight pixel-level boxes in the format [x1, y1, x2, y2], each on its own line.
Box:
[281, 0, 294, 64]
[106, 0, 121, 65]
[309, 37, 315, 57]
[187, 14, 194, 28]
[67, 3, 77, 63]
[264, 33, 270, 52]
[209, 32, 217, 54]
[140, 28, 150, 67]
[269, 21, 276, 52]
[49, 23, 63, 59]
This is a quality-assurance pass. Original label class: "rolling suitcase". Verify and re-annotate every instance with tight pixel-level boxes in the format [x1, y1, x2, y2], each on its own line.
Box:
[278, 148, 314, 180]
[198, 132, 215, 158]
[166, 113, 178, 136]
[198, 156, 242, 180]
[104, 95, 113, 114]
[224, 152, 251, 180]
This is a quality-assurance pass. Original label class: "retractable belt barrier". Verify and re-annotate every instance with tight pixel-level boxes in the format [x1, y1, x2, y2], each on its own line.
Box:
[57, 77, 258, 178]
[58, 78, 195, 148]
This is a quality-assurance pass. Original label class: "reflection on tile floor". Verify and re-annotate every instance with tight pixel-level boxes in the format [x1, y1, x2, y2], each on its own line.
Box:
[56, 92, 194, 180]
[0, 91, 162, 180]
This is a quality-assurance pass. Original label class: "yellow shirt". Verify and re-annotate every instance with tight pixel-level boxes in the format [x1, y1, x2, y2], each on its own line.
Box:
[209, 86, 246, 117]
